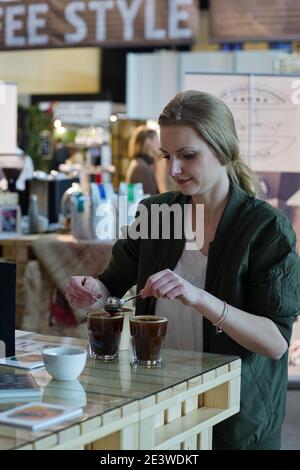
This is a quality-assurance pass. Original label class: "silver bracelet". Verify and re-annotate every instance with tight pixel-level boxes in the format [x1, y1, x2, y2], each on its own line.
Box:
[213, 301, 229, 334]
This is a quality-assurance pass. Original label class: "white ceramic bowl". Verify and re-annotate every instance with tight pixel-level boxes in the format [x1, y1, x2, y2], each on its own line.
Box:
[42, 347, 87, 381]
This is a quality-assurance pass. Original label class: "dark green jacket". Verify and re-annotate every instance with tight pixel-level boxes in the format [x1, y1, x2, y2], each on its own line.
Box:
[99, 183, 300, 449]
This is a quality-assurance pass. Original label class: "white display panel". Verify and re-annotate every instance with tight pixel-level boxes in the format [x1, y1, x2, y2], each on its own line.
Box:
[126, 49, 287, 120]
[184, 73, 300, 173]
[0, 82, 17, 155]
[127, 50, 178, 120]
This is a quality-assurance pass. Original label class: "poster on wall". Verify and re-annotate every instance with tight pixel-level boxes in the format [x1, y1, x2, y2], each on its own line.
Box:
[0, 82, 17, 155]
[184, 72, 300, 244]
[185, 74, 251, 164]
[184, 73, 300, 173]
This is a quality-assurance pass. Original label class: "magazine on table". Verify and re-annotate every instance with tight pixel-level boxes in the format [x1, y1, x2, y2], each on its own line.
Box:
[0, 352, 44, 370]
[0, 402, 83, 431]
[15, 330, 35, 339]
[0, 373, 42, 399]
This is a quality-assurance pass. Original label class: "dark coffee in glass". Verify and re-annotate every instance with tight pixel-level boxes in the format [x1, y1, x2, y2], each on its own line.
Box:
[129, 315, 168, 366]
[87, 311, 124, 361]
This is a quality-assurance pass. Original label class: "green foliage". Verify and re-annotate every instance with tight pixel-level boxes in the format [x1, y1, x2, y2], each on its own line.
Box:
[53, 128, 77, 144]
[22, 105, 53, 171]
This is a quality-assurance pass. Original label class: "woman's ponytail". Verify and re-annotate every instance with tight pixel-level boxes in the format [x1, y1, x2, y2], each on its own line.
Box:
[228, 158, 262, 197]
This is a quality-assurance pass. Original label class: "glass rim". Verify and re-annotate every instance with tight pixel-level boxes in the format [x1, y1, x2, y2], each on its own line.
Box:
[129, 315, 168, 323]
[86, 311, 124, 320]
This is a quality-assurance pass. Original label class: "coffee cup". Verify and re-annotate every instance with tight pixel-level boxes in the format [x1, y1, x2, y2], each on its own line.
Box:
[129, 315, 168, 366]
[86, 310, 127, 361]
[42, 346, 87, 381]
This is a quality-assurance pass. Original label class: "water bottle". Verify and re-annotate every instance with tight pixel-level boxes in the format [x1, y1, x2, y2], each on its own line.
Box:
[71, 194, 93, 240]
[28, 194, 39, 234]
[101, 141, 112, 167]
[127, 183, 137, 226]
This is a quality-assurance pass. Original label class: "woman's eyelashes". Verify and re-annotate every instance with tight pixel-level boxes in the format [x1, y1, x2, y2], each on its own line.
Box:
[161, 152, 196, 160]
[181, 153, 196, 160]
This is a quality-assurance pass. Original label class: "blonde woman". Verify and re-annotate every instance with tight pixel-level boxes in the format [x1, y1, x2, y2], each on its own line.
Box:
[125, 125, 159, 195]
[66, 91, 300, 449]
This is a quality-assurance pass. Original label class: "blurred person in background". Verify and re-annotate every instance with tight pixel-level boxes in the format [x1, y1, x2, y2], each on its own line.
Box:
[51, 138, 70, 172]
[126, 125, 159, 195]
[66, 145, 85, 166]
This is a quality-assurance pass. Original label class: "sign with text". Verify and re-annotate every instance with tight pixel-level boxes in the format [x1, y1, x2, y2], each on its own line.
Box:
[210, 0, 300, 42]
[0, 0, 199, 50]
[53, 101, 112, 125]
[184, 73, 300, 173]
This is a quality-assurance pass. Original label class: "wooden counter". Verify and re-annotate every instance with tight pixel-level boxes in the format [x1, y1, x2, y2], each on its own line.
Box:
[0, 333, 241, 450]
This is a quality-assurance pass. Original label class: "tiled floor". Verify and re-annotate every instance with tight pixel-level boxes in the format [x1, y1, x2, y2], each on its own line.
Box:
[282, 390, 300, 450]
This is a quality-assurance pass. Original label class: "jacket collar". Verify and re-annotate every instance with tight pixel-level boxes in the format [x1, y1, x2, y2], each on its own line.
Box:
[210, 182, 250, 250]
[177, 182, 250, 249]
[164, 183, 251, 285]
[203, 182, 250, 297]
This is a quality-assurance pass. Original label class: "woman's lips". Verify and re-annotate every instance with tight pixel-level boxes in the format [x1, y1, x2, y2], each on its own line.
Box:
[175, 178, 192, 185]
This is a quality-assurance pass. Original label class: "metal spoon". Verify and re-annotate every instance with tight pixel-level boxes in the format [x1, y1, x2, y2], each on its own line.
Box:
[92, 294, 141, 312]
[91, 295, 105, 306]
[107, 294, 141, 310]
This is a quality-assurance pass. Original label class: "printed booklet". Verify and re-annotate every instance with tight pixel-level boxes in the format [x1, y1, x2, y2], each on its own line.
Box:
[0, 402, 83, 431]
[0, 353, 44, 370]
[0, 373, 42, 399]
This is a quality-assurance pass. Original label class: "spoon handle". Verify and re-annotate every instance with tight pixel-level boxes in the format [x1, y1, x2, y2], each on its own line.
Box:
[92, 295, 105, 305]
[123, 293, 141, 304]
[81, 279, 105, 305]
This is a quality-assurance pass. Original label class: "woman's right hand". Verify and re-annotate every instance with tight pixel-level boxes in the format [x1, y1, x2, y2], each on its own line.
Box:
[65, 276, 106, 309]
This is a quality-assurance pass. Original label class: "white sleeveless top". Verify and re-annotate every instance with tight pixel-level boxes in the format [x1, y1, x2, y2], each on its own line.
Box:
[155, 246, 207, 352]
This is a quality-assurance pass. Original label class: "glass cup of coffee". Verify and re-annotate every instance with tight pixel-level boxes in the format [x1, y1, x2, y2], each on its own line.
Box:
[129, 315, 168, 367]
[87, 310, 125, 361]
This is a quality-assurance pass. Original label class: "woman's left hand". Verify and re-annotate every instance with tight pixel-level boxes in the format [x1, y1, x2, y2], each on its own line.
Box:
[140, 269, 201, 307]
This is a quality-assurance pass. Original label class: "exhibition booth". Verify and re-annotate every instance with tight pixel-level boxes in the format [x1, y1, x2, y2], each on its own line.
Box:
[1, 0, 300, 452]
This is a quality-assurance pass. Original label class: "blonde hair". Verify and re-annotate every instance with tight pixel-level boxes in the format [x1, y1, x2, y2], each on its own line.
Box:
[128, 125, 158, 160]
[158, 90, 262, 197]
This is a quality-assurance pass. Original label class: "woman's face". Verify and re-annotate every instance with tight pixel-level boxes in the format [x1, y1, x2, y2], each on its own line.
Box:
[159, 125, 226, 197]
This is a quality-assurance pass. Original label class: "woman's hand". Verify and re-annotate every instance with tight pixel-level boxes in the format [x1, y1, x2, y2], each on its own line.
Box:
[65, 276, 106, 309]
[140, 269, 201, 307]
